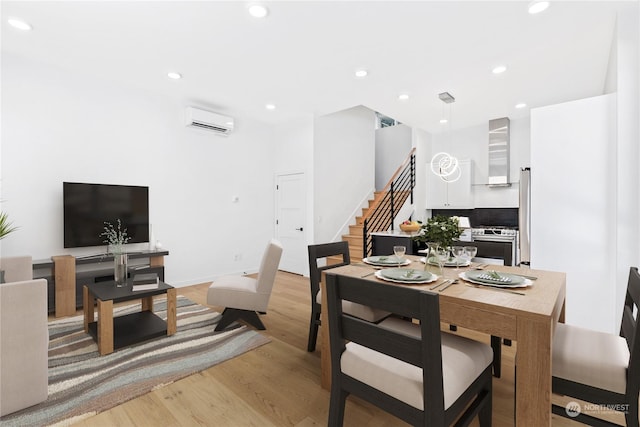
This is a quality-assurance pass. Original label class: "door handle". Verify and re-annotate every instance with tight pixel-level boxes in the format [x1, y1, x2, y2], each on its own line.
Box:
[295, 227, 304, 231]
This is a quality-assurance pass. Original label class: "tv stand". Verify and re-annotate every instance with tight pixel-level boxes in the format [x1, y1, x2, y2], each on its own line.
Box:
[34, 250, 169, 317]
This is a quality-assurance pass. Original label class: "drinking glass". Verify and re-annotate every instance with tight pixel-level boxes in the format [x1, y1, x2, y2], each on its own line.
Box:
[464, 246, 478, 266]
[451, 246, 465, 270]
[393, 245, 406, 267]
[435, 246, 449, 275]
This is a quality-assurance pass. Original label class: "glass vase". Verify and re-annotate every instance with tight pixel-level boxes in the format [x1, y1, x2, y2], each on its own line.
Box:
[113, 252, 128, 287]
[424, 242, 440, 275]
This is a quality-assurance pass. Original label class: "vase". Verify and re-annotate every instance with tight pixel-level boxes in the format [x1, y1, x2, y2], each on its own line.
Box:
[424, 242, 441, 275]
[113, 252, 128, 287]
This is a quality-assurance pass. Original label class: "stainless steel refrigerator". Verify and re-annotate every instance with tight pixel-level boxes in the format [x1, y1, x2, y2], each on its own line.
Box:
[518, 167, 531, 266]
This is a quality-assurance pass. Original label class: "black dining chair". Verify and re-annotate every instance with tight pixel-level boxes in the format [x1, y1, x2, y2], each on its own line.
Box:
[325, 272, 493, 426]
[307, 242, 389, 352]
[551, 266, 640, 426]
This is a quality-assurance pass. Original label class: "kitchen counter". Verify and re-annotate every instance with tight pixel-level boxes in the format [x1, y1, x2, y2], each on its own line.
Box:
[371, 231, 421, 256]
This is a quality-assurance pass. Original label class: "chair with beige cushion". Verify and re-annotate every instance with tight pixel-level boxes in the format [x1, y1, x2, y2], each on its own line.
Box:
[325, 272, 493, 426]
[0, 256, 49, 417]
[552, 266, 640, 426]
[208, 239, 282, 332]
[307, 242, 390, 352]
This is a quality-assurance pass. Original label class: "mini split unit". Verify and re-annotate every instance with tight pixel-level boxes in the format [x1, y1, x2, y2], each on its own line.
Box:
[185, 107, 234, 136]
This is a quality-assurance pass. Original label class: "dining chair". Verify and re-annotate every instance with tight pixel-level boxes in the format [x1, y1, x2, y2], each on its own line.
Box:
[325, 272, 493, 426]
[307, 242, 389, 352]
[207, 239, 282, 331]
[551, 266, 640, 426]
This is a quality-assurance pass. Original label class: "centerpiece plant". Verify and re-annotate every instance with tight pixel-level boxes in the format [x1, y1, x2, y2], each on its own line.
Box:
[412, 215, 462, 250]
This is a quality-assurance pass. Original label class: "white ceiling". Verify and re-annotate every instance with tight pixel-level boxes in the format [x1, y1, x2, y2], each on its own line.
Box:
[1, 1, 631, 133]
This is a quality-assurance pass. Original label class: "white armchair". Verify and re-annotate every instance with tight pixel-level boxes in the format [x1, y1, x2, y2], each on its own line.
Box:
[0, 256, 49, 417]
[207, 239, 283, 332]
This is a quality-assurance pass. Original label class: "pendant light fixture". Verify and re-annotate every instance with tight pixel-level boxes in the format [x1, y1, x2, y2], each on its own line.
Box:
[431, 92, 461, 183]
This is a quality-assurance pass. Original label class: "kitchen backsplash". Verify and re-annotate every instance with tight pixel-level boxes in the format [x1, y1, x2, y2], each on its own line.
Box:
[431, 208, 519, 228]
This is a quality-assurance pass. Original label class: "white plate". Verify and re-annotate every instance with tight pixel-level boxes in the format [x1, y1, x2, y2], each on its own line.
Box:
[375, 270, 438, 284]
[458, 271, 533, 288]
[420, 257, 471, 267]
[363, 257, 411, 267]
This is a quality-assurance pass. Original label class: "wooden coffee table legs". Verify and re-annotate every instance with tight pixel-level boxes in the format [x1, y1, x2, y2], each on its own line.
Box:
[166, 288, 177, 335]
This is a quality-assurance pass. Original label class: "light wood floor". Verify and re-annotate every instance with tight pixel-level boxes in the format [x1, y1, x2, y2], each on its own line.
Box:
[69, 271, 617, 426]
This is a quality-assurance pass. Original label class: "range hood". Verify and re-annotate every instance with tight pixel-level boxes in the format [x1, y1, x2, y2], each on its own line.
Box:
[488, 117, 511, 187]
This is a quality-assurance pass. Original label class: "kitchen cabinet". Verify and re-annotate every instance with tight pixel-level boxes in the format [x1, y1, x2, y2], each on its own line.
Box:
[426, 159, 472, 208]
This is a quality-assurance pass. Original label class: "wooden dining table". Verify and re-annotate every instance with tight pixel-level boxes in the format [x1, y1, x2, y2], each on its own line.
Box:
[320, 256, 566, 426]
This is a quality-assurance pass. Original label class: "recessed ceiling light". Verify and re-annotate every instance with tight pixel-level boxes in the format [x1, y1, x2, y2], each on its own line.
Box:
[248, 4, 269, 18]
[398, 94, 409, 101]
[167, 72, 182, 80]
[8, 18, 32, 31]
[265, 104, 276, 110]
[440, 119, 448, 124]
[492, 65, 507, 74]
[354, 69, 368, 78]
[515, 103, 527, 109]
[528, 1, 550, 14]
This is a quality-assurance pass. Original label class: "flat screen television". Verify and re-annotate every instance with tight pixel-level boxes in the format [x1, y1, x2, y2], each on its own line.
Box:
[63, 182, 149, 248]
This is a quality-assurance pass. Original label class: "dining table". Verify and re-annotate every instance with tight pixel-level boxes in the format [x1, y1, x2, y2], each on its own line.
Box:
[319, 255, 566, 427]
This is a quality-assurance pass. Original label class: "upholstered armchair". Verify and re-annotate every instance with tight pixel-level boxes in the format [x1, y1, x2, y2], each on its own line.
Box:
[0, 256, 49, 417]
[207, 239, 283, 332]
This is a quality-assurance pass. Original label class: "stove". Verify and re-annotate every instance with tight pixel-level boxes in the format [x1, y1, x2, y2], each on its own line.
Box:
[471, 227, 518, 243]
[470, 226, 519, 266]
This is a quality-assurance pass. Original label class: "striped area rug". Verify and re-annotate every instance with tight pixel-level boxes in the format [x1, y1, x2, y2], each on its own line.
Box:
[0, 296, 270, 427]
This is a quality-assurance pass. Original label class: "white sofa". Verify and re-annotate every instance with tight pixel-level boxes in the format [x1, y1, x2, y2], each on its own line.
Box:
[0, 256, 49, 417]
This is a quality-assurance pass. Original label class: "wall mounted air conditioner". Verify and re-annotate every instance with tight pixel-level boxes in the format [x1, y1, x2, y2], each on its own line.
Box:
[185, 107, 234, 136]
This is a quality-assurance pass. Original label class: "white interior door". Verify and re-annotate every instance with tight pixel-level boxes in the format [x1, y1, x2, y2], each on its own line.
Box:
[275, 173, 306, 275]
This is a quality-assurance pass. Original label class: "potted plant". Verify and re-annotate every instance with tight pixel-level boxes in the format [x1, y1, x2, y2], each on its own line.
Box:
[412, 215, 462, 250]
[0, 212, 18, 241]
[0, 211, 19, 283]
[100, 219, 130, 287]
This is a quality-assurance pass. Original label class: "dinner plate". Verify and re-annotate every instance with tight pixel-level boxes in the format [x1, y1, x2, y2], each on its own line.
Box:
[375, 268, 438, 284]
[459, 271, 532, 288]
[421, 256, 470, 267]
[363, 256, 411, 267]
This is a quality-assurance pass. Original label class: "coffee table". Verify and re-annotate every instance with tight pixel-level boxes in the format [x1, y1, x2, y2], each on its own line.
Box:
[83, 281, 177, 355]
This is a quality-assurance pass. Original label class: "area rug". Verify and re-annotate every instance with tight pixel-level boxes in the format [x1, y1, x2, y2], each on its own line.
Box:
[0, 296, 270, 427]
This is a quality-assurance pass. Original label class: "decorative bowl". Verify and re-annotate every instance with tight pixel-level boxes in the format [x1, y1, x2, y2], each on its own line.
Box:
[399, 223, 420, 232]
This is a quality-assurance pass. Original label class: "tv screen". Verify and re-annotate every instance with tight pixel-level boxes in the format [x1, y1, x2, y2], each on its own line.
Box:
[63, 182, 149, 248]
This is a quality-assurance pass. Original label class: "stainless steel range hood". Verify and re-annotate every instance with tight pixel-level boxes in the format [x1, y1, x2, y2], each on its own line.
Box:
[488, 117, 511, 187]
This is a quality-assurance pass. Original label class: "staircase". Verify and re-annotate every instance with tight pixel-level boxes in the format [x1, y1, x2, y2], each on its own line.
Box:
[339, 149, 416, 262]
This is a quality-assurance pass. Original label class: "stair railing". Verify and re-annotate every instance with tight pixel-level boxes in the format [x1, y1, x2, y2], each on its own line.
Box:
[362, 148, 416, 257]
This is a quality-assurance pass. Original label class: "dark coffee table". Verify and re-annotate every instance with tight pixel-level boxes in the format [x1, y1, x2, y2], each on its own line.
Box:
[83, 281, 177, 355]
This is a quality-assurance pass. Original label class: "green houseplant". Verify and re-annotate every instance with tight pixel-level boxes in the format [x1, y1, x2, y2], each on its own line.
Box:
[0, 212, 18, 240]
[0, 211, 19, 283]
[412, 215, 462, 250]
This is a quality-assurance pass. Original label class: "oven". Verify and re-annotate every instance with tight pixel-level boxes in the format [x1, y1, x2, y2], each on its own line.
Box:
[469, 227, 518, 266]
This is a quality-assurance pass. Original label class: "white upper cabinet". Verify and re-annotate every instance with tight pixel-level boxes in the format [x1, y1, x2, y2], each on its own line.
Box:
[426, 159, 473, 209]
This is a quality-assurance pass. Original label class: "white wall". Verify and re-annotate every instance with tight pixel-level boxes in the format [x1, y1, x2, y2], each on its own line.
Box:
[1, 53, 278, 287]
[313, 106, 376, 243]
[611, 3, 640, 327]
[374, 124, 412, 191]
[531, 94, 617, 333]
[412, 127, 431, 223]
